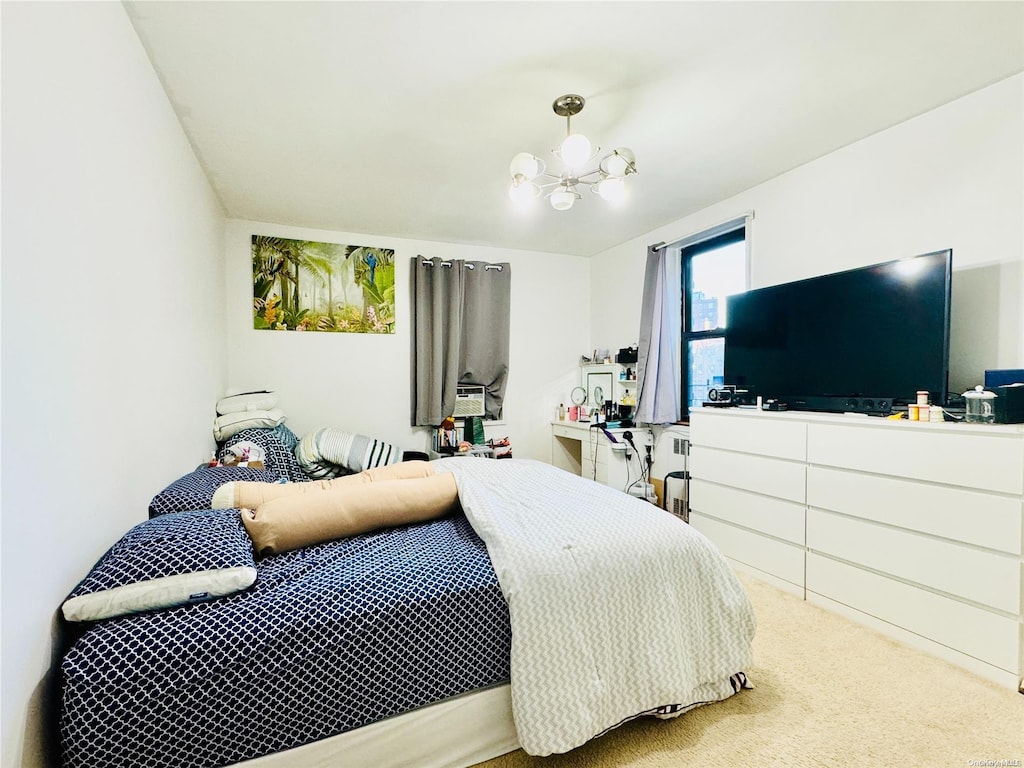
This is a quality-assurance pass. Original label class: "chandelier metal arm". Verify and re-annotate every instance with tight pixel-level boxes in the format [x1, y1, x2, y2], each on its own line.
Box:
[533, 167, 604, 186]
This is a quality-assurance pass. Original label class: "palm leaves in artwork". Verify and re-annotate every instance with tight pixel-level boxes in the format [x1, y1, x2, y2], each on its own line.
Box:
[252, 235, 395, 332]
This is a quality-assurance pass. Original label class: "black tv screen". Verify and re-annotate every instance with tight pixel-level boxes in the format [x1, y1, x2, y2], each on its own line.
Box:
[724, 249, 952, 414]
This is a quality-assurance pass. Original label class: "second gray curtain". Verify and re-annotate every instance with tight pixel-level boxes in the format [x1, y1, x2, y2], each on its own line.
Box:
[412, 257, 511, 426]
[635, 243, 682, 424]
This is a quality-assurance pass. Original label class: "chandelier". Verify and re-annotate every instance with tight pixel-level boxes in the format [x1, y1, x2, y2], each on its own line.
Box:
[508, 94, 637, 211]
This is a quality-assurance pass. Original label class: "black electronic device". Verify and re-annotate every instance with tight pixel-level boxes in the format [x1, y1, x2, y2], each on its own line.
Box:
[761, 399, 788, 411]
[723, 249, 952, 414]
[616, 346, 638, 364]
[707, 387, 732, 403]
[708, 385, 754, 406]
[993, 383, 1024, 424]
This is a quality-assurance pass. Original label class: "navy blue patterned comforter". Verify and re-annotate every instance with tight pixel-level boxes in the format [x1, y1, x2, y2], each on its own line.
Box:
[60, 513, 512, 768]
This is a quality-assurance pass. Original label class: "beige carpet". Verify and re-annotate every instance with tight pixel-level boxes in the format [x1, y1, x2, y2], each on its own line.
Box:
[477, 572, 1024, 768]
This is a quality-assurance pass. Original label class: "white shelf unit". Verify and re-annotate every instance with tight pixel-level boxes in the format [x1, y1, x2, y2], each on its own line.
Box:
[689, 407, 1024, 690]
[580, 363, 638, 412]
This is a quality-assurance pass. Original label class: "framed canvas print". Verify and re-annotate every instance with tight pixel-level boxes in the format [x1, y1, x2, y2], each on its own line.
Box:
[252, 235, 395, 334]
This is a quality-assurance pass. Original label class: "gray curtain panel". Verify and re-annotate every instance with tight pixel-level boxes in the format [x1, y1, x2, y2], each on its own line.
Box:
[412, 257, 511, 426]
[635, 244, 682, 424]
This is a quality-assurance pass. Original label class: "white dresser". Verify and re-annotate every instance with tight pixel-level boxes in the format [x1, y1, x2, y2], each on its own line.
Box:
[689, 407, 1024, 690]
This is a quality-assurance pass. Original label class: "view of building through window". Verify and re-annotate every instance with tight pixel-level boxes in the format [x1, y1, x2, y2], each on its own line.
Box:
[683, 235, 747, 413]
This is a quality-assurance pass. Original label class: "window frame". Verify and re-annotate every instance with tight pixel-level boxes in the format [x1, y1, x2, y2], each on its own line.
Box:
[680, 226, 748, 419]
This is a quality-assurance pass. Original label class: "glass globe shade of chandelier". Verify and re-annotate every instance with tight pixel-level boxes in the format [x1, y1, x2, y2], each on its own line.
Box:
[559, 133, 592, 169]
[549, 187, 578, 211]
[508, 94, 637, 211]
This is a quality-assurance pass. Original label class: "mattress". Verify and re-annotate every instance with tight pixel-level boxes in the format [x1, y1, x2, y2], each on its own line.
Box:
[60, 513, 512, 768]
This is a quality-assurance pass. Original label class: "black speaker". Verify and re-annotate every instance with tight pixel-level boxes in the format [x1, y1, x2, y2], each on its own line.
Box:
[708, 387, 731, 403]
[993, 384, 1024, 424]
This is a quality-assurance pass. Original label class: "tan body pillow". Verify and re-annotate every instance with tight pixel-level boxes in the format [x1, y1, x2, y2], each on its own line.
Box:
[241, 471, 459, 556]
[213, 460, 434, 509]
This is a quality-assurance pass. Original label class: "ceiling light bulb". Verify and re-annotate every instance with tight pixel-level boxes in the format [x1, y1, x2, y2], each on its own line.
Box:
[596, 177, 625, 202]
[601, 148, 636, 178]
[559, 134, 592, 168]
[550, 189, 576, 211]
[509, 180, 540, 205]
[509, 152, 542, 181]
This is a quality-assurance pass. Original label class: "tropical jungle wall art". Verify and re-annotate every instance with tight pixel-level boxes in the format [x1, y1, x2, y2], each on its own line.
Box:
[252, 235, 395, 334]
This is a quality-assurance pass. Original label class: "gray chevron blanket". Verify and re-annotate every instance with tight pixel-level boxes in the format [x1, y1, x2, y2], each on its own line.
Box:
[436, 457, 756, 757]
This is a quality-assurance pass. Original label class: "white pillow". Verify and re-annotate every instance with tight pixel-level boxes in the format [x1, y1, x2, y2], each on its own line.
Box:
[62, 509, 257, 622]
[216, 391, 278, 415]
[213, 408, 287, 442]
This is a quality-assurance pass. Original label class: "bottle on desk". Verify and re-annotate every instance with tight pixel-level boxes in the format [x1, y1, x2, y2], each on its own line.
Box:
[557, 403, 565, 421]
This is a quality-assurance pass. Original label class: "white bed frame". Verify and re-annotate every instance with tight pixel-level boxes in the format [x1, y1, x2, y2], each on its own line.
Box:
[234, 684, 519, 768]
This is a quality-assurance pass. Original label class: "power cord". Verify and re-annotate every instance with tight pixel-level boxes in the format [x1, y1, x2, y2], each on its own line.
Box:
[621, 429, 658, 500]
[623, 431, 649, 495]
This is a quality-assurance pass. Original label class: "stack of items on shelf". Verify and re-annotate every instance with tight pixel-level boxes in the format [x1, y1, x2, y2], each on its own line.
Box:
[433, 416, 511, 458]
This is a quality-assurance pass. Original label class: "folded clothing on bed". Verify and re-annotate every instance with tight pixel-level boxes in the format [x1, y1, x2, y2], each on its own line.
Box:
[212, 460, 434, 509]
[241, 471, 459, 556]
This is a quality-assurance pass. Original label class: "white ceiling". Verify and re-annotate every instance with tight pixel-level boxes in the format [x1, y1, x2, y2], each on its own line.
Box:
[125, 1, 1024, 257]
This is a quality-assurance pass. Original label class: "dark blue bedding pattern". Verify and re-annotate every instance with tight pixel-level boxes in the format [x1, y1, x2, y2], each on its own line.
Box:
[60, 513, 512, 768]
[220, 424, 308, 482]
[148, 465, 278, 518]
[149, 425, 307, 518]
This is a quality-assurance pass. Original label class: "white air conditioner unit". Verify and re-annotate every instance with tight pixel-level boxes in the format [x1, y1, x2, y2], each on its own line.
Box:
[454, 385, 486, 418]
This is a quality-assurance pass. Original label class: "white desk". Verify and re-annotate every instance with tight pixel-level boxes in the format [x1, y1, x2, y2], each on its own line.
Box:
[550, 421, 653, 493]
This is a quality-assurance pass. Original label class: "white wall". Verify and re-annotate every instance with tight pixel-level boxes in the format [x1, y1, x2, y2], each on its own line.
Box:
[225, 220, 589, 463]
[592, 73, 1024, 396]
[0, 4, 227, 767]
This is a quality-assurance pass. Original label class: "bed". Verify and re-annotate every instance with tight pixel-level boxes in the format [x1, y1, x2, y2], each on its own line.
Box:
[58, 427, 756, 768]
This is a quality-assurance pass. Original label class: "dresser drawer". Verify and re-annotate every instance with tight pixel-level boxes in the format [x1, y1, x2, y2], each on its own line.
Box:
[807, 509, 1020, 613]
[690, 446, 806, 503]
[691, 480, 805, 545]
[807, 466, 1022, 554]
[581, 455, 607, 484]
[807, 553, 1020, 673]
[691, 410, 806, 460]
[807, 423, 1024, 495]
[551, 423, 579, 440]
[690, 513, 804, 587]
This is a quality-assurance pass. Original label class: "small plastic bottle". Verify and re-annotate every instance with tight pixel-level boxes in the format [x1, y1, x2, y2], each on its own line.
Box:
[558, 403, 565, 421]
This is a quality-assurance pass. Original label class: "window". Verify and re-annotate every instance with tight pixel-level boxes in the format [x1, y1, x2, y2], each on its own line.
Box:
[681, 227, 747, 416]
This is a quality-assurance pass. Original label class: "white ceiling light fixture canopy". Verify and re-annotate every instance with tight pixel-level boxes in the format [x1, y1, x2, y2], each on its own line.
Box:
[508, 94, 637, 212]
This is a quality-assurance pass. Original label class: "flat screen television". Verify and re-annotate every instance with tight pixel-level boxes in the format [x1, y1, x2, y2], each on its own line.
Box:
[723, 249, 952, 414]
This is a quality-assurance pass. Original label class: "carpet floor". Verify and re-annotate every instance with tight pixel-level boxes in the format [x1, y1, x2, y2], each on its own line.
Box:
[477, 572, 1024, 768]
